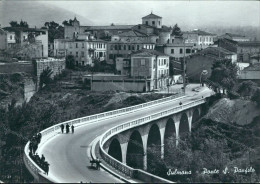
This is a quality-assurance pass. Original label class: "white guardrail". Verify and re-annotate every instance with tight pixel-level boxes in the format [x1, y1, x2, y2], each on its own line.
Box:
[99, 98, 206, 182]
[23, 91, 185, 181]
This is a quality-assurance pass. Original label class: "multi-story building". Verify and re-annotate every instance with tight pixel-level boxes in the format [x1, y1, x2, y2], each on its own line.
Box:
[183, 29, 216, 50]
[2, 27, 48, 57]
[142, 12, 162, 29]
[54, 34, 107, 66]
[64, 17, 134, 40]
[219, 33, 250, 42]
[185, 47, 237, 82]
[131, 49, 170, 90]
[216, 38, 260, 63]
[107, 40, 155, 64]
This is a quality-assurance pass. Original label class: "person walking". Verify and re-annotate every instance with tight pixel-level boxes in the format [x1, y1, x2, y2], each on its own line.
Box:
[60, 124, 64, 133]
[96, 157, 101, 170]
[66, 123, 70, 134]
[71, 125, 74, 134]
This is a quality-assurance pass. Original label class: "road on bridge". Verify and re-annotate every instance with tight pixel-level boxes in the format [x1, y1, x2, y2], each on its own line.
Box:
[37, 86, 212, 183]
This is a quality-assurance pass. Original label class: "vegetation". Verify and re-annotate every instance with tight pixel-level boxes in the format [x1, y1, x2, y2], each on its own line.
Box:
[39, 67, 53, 90]
[42, 21, 64, 43]
[147, 98, 260, 183]
[9, 20, 29, 28]
[172, 24, 183, 37]
[208, 59, 238, 94]
[0, 71, 169, 182]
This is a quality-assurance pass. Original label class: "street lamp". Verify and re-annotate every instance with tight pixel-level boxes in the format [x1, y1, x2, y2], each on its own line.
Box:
[200, 70, 208, 86]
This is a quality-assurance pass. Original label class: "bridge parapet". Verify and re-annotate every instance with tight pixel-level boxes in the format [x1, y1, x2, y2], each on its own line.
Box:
[99, 98, 206, 182]
[24, 91, 184, 182]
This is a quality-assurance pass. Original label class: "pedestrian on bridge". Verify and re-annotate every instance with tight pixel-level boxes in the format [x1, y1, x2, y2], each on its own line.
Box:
[179, 101, 182, 105]
[96, 157, 101, 170]
[66, 123, 70, 134]
[71, 125, 74, 134]
[60, 124, 64, 133]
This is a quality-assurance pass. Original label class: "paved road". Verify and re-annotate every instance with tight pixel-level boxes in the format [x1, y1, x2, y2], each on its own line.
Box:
[37, 86, 212, 183]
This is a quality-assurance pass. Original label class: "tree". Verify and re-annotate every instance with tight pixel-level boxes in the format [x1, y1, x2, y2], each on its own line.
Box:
[43, 21, 64, 43]
[65, 55, 75, 69]
[251, 89, 260, 108]
[62, 19, 73, 26]
[209, 59, 238, 94]
[237, 80, 257, 99]
[9, 21, 19, 27]
[172, 24, 183, 37]
[9, 20, 29, 28]
[39, 67, 53, 89]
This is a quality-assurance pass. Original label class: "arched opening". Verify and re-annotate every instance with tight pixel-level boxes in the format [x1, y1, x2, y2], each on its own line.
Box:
[126, 131, 144, 169]
[179, 113, 189, 138]
[192, 109, 200, 124]
[147, 124, 161, 171]
[164, 118, 176, 159]
[108, 138, 122, 162]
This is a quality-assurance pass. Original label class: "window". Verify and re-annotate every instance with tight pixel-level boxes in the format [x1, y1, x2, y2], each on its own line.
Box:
[186, 49, 191, 54]
[141, 59, 145, 66]
[146, 21, 148, 25]
[132, 45, 135, 50]
[76, 52, 78, 57]
[110, 45, 114, 50]
[152, 21, 155, 25]
[10, 35, 12, 40]
[171, 49, 174, 54]
[81, 51, 84, 57]
[172, 39, 174, 43]
[115, 45, 118, 50]
[180, 49, 183, 54]
[159, 21, 160, 25]
[69, 43, 72, 48]
[82, 43, 84, 48]
[109, 54, 114, 59]
[124, 45, 126, 50]
[76, 43, 78, 48]
[158, 59, 160, 66]
[164, 59, 166, 65]
[128, 45, 131, 50]
[137, 45, 140, 50]
[119, 45, 121, 50]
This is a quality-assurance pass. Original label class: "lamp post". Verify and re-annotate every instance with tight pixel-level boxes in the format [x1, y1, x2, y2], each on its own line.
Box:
[200, 70, 208, 86]
[182, 37, 188, 94]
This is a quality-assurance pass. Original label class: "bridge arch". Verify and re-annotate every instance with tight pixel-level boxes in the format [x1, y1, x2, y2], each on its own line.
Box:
[147, 124, 161, 170]
[126, 130, 144, 169]
[164, 118, 176, 158]
[179, 112, 189, 137]
[108, 138, 122, 162]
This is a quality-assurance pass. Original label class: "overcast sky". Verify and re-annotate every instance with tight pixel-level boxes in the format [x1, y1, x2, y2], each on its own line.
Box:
[41, 1, 260, 28]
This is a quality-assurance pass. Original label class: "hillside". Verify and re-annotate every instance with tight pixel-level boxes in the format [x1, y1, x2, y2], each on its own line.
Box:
[0, 1, 93, 27]
[205, 98, 260, 125]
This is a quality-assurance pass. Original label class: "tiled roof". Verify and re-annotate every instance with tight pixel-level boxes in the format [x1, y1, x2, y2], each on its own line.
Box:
[110, 39, 154, 44]
[165, 43, 194, 47]
[3, 27, 47, 33]
[183, 30, 216, 36]
[198, 46, 235, 56]
[142, 13, 162, 19]
[132, 49, 169, 57]
[117, 30, 148, 37]
[225, 33, 246, 38]
[83, 25, 134, 30]
[237, 41, 260, 47]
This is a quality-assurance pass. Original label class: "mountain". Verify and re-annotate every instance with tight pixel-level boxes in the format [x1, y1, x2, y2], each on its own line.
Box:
[0, 1, 93, 28]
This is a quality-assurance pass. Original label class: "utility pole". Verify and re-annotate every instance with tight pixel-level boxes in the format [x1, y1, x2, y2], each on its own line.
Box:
[183, 38, 186, 94]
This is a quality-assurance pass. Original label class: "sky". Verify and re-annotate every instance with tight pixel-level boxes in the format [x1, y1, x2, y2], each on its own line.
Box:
[41, 0, 260, 28]
[0, 0, 259, 30]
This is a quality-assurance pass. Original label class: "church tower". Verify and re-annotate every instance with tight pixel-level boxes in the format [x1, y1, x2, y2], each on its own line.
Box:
[142, 12, 162, 28]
